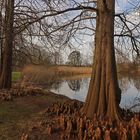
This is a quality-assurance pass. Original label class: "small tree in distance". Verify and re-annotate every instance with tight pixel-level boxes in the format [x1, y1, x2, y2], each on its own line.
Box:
[67, 51, 82, 66]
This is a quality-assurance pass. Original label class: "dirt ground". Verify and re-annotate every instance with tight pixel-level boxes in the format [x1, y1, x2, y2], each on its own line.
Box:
[0, 90, 70, 140]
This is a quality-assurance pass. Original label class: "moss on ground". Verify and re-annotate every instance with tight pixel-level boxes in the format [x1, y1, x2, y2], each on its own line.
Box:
[12, 72, 22, 81]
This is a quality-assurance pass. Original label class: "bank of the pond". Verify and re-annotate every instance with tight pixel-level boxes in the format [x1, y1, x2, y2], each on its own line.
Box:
[0, 87, 140, 140]
[22, 64, 140, 83]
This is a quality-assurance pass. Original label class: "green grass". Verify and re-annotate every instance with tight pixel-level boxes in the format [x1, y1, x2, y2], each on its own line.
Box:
[12, 72, 22, 81]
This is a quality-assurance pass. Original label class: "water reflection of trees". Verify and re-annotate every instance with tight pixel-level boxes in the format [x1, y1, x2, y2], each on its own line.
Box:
[46, 80, 62, 90]
[119, 77, 131, 93]
[67, 78, 90, 92]
[129, 95, 140, 112]
[133, 77, 140, 91]
[51, 80, 62, 90]
[45, 76, 90, 91]
[82, 78, 90, 89]
[46, 75, 140, 95]
[119, 75, 140, 92]
[67, 80, 81, 91]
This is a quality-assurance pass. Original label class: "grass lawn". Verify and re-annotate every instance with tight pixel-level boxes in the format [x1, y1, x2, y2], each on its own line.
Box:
[12, 72, 22, 81]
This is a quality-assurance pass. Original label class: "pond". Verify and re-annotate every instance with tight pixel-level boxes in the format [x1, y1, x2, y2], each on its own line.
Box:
[46, 74, 140, 112]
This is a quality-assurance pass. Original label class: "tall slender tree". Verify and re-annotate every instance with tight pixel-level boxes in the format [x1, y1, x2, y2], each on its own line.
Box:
[0, 0, 4, 75]
[0, 0, 15, 89]
[0, 11, 2, 75]
[83, 0, 121, 120]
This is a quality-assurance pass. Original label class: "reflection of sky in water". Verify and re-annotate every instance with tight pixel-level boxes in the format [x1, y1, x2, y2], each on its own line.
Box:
[120, 81, 140, 112]
[51, 80, 88, 101]
[51, 77, 140, 112]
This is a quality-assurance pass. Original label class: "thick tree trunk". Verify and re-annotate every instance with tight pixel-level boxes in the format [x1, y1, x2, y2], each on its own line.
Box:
[0, 0, 14, 89]
[83, 0, 121, 120]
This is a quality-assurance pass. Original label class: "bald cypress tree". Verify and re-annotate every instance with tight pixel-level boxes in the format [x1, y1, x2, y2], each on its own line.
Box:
[83, 0, 121, 120]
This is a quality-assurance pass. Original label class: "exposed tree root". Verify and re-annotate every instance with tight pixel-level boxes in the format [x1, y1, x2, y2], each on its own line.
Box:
[21, 101, 140, 140]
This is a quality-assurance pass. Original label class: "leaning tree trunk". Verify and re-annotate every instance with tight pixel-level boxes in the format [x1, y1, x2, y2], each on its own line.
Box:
[0, 0, 14, 89]
[83, 0, 121, 120]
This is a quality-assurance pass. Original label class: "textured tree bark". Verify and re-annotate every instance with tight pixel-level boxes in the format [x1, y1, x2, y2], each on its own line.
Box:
[0, 0, 14, 89]
[0, 11, 3, 76]
[83, 0, 121, 120]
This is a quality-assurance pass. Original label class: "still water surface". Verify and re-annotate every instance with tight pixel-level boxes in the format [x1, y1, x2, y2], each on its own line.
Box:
[49, 75, 140, 112]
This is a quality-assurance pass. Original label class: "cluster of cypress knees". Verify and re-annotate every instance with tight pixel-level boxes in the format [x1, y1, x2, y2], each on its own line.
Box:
[21, 101, 140, 140]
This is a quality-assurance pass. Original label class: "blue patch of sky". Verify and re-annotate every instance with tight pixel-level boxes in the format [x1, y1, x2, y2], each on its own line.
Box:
[115, 0, 140, 13]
